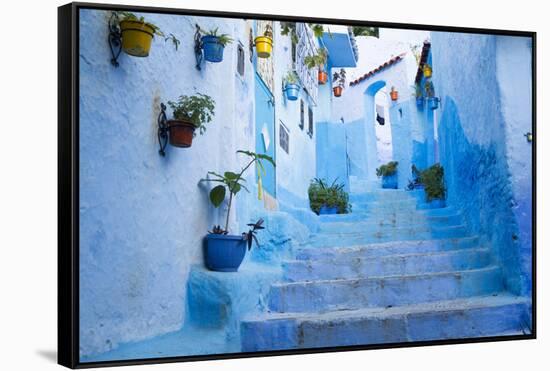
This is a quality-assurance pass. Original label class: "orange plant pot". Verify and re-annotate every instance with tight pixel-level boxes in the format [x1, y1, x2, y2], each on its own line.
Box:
[390, 90, 399, 101]
[333, 86, 343, 97]
[318, 70, 328, 85]
[168, 120, 196, 148]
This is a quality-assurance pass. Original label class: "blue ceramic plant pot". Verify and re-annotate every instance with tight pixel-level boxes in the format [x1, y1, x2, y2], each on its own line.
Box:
[427, 198, 446, 209]
[284, 83, 301, 101]
[416, 97, 424, 107]
[428, 97, 439, 110]
[202, 36, 225, 63]
[382, 173, 398, 189]
[319, 205, 338, 215]
[205, 234, 247, 272]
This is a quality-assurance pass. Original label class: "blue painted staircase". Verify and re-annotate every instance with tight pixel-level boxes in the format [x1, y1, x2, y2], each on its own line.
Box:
[240, 189, 531, 351]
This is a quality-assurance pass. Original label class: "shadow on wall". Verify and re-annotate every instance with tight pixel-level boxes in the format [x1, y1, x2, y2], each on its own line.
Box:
[438, 98, 527, 296]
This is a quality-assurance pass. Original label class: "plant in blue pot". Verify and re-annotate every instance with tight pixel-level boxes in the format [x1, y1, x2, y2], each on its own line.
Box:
[200, 27, 233, 63]
[413, 83, 424, 107]
[376, 161, 399, 189]
[417, 163, 446, 208]
[308, 178, 351, 215]
[424, 80, 439, 110]
[283, 70, 301, 101]
[201, 150, 275, 272]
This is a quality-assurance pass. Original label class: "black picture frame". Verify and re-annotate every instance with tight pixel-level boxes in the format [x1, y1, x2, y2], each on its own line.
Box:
[58, 2, 537, 368]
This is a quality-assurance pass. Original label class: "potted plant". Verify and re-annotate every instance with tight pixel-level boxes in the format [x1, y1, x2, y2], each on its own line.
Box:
[376, 161, 399, 189]
[200, 27, 234, 63]
[201, 150, 275, 272]
[423, 63, 433, 78]
[413, 83, 424, 106]
[254, 24, 273, 58]
[308, 178, 351, 215]
[416, 163, 446, 208]
[390, 86, 399, 101]
[304, 48, 329, 85]
[166, 94, 215, 148]
[332, 69, 346, 97]
[283, 71, 301, 101]
[424, 80, 439, 110]
[116, 11, 178, 57]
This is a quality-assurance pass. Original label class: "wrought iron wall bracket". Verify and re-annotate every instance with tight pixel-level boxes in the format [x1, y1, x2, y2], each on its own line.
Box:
[157, 103, 169, 156]
[194, 24, 203, 70]
[108, 12, 122, 67]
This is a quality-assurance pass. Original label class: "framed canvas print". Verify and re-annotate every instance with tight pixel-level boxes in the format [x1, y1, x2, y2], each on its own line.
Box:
[58, 2, 536, 368]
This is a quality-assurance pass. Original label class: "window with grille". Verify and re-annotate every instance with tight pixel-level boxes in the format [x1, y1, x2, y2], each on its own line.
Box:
[279, 121, 290, 154]
[307, 106, 314, 138]
[299, 99, 304, 130]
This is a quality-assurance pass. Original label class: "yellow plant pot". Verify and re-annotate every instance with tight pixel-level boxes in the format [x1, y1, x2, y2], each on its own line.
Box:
[120, 20, 155, 57]
[254, 36, 273, 58]
[423, 64, 433, 78]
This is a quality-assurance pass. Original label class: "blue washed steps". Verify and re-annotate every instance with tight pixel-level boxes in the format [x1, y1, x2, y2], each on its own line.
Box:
[268, 266, 503, 313]
[283, 247, 492, 282]
[241, 294, 530, 352]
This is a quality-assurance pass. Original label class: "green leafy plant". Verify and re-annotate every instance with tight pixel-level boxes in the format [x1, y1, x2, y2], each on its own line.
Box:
[201, 150, 275, 232]
[410, 43, 422, 65]
[412, 83, 423, 98]
[417, 164, 445, 201]
[167, 94, 215, 135]
[200, 27, 234, 47]
[244, 219, 265, 250]
[283, 70, 299, 85]
[333, 69, 347, 88]
[304, 47, 328, 69]
[308, 178, 351, 215]
[376, 161, 398, 177]
[280, 22, 299, 45]
[116, 11, 180, 50]
[351, 26, 379, 38]
[424, 80, 435, 98]
[309, 24, 325, 38]
[262, 24, 273, 38]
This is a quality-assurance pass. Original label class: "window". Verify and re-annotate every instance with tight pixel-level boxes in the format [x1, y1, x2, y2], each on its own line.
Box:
[279, 121, 290, 154]
[237, 43, 245, 76]
[299, 99, 304, 130]
[307, 106, 314, 138]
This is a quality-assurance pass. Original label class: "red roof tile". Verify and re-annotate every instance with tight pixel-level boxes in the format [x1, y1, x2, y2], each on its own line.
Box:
[349, 53, 406, 86]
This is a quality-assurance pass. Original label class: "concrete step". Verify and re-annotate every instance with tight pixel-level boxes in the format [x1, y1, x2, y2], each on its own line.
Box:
[283, 247, 492, 281]
[318, 211, 463, 227]
[241, 293, 531, 351]
[350, 191, 413, 203]
[309, 225, 469, 247]
[296, 236, 480, 261]
[351, 198, 419, 210]
[268, 266, 502, 313]
[317, 216, 463, 234]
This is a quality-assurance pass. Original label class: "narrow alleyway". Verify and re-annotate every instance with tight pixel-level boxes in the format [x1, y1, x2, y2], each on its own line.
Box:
[241, 187, 531, 350]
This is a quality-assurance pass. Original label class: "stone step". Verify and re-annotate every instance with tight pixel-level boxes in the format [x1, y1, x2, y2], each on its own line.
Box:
[283, 247, 492, 281]
[351, 198, 419, 210]
[317, 216, 463, 234]
[296, 236, 480, 261]
[350, 191, 414, 203]
[241, 293, 531, 352]
[309, 225, 469, 247]
[268, 266, 502, 313]
[318, 211, 463, 226]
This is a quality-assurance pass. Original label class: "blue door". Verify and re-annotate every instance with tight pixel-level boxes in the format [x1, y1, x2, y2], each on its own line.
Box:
[254, 74, 276, 197]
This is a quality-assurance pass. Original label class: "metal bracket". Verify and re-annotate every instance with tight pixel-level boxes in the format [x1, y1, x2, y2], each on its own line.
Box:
[194, 24, 203, 70]
[157, 103, 169, 156]
[108, 12, 122, 67]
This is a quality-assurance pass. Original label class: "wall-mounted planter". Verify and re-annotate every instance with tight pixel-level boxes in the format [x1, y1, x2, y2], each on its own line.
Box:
[319, 205, 338, 215]
[205, 234, 247, 272]
[423, 64, 433, 78]
[416, 97, 424, 106]
[284, 83, 301, 101]
[167, 120, 196, 148]
[390, 88, 399, 101]
[428, 97, 439, 110]
[318, 70, 328, 85]
[333, 86, 343, 97]
[254, 36, 273, 58]
[120, 20, 155, 57]
[382, 173, 398, 189]
[201, 35, 225, 62]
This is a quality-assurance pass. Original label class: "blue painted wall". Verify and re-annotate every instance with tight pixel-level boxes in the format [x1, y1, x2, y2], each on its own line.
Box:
[431, 32, 532, 297]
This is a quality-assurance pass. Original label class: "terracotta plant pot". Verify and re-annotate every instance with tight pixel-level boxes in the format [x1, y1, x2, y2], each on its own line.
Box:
[167, 120, 196, 148]
[390, 90, 399, 101]
[333, 86, 343, 97]
[318, 70, 328, 85]
[120, 20, 155, 57]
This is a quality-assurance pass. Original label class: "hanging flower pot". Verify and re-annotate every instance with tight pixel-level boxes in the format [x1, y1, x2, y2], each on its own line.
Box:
[333, 86, 343, 97]
[428, 97, 439, 110]
[120, 20, 155, 57]
[284, 83, 301, 101]
[167, 120, 196, 148]
[423, 64, 433, 78]
[390, 87, 399, 101]
[201, 35, 225, 62]
[254, 35, 273, 58]
[318, 70, 328, 85]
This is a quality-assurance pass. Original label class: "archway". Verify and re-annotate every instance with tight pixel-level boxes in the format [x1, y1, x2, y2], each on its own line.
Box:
[363, 80, 388, 184]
